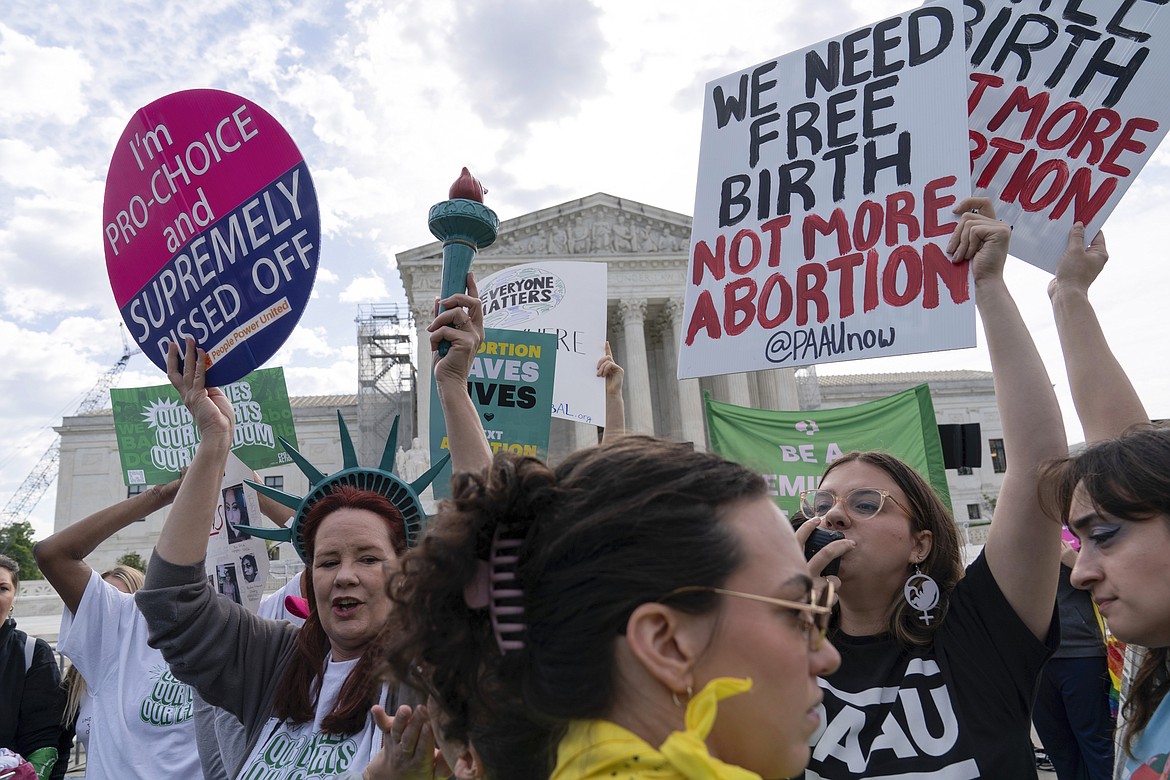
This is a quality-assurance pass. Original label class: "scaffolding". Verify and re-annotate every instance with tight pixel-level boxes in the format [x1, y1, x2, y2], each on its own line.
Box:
[356, 304, 416, 466]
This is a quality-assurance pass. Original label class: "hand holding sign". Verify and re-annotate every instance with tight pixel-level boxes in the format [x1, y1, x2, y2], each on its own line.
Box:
[1048, 223, 1109, 301]
[166, 338, 233, 443]
[947, 197, 1011, 283]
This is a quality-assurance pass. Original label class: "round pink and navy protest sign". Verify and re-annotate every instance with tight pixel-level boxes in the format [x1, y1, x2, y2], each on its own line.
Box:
[103, 89, 319, 386]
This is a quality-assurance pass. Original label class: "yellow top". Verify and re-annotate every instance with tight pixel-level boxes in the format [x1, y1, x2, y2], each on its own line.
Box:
[550, 677, 763, 780]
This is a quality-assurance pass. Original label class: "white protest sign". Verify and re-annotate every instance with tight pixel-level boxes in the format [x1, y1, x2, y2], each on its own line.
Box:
[205, 452, 269, 612]
[478, 261, 607, 425]
[965, 0, 1170, 272]
[679, 0, 974, 379]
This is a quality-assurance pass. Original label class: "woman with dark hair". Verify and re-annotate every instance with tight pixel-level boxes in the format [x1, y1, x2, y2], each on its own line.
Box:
[387, 438, 840, 779]
[1042, 220, 1167, 778]
[223, 485, 252, 544]
[135, 338, 439, 779]
[0, 553, 64, 780]
[797, 198, 1068, 778]
[373, 275, 841, 780]
[1040, 428, 1170, 776]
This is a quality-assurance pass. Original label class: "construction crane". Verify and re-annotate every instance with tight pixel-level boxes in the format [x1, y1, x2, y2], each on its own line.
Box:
[0, 329, 135, 526]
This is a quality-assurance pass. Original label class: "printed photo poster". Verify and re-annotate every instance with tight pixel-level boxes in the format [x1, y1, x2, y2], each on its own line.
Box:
[429, 328, 558, 500]
[965, 0, 1170, 272]
[705, 384, 950, 519]
[110, 366, 296, 484]
[104, 89, 320, 386]
[679, 0, 974, 378]
[478, 261, 607, 425]
[205, 452, 269, 612]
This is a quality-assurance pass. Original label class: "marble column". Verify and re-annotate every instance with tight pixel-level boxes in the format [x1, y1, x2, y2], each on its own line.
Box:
[412, 302, 433, 451]
[651, 313, 682, 440]
[753, 368, 800, 411]
[664, 300, 707, 450]
[710, 372, 753, 408]
[616, 298, 655, 434]
[574, 420, 599, 450]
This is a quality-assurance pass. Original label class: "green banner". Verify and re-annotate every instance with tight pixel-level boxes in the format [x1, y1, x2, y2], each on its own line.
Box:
[111, 367, 297, 485]
[430, 328, 558, 500]
[705, 384, 950, 518]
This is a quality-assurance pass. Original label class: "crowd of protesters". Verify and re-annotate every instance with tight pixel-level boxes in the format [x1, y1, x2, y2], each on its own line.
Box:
[3, 202, 1166, 780]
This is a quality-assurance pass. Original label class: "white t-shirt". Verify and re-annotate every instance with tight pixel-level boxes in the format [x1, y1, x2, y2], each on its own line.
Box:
[74, 691, 93, 752]
[235, 655, 382, 780]
[257, 572, 306, 626]
[57, 570, 201, 779]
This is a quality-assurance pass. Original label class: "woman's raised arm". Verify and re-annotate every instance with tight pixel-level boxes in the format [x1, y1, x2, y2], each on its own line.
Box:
[950, 197, 1066, 640]
[153, 338, 234, 566]
[1048, 224, 1147, 442]
[34, 476, 181, 613]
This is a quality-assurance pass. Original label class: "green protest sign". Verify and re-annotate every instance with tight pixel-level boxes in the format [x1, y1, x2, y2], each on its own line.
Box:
[430, 328, 557, 500]
[111, 366, 297, 485]
[706, 384, 949, 518]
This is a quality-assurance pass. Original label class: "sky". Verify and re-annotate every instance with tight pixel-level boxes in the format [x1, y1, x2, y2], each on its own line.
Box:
[2, 0, 1169, 540]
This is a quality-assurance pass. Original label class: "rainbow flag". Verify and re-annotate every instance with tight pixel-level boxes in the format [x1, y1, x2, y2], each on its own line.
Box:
[1095, 604, 1124, 720]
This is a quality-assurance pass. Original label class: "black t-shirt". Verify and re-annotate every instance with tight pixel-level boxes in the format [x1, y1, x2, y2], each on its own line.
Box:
[1053, 563, 1105, 659]
[804, 552, 1057, 779]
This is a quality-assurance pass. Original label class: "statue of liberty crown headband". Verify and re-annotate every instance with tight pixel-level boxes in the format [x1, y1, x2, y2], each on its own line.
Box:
[234, 412, 450, 563]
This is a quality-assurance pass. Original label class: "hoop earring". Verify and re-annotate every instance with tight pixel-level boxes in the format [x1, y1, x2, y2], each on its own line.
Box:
[670, 685, 694, 708]
[903, 564, 940, 624]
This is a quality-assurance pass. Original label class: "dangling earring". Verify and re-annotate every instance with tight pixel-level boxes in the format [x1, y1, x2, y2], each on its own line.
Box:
[670, 685, 694, 708]
[903, 563, 940, 624]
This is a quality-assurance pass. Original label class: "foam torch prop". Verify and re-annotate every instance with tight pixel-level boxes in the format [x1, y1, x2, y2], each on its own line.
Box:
[430, 168, 499, 356]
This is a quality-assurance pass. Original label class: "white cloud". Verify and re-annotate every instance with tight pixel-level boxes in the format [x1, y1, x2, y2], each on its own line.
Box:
[0, 23, 94, 124]
[339, 271, 391, 303]
[270, 324, 342, 364]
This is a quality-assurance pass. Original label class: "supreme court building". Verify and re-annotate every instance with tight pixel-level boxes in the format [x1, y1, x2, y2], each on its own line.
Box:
[50, 193, 1006, 573]
[396, 192, 804, 458]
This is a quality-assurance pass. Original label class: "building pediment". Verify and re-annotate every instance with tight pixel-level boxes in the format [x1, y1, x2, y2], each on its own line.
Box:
[395, 193, 693, 309]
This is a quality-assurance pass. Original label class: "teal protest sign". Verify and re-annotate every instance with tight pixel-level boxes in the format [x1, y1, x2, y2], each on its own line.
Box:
[430, 328, 557, 499]
[111, 366, 297, 484]
[706, 384, 949, 518]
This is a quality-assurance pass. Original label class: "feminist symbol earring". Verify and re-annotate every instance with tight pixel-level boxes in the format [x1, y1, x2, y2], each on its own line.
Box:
[903, 564, 940, 624]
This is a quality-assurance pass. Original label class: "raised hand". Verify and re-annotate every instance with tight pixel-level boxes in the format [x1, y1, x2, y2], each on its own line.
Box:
[429, 272, 484, 387]
[597, 340, 624, 397]
[1048, 222, 1108, 300]
[363, 704, 437, 780]
[166, 337, 233, 441]
[947, 196, 1012, 284]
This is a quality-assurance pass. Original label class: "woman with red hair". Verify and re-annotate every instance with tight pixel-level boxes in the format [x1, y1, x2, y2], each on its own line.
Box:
[137, 338, 437, 780]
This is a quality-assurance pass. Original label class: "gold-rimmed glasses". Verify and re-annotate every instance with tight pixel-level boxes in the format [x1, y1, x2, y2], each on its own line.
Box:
[662, 581, 835, 651]
[799, 488, 910, 521]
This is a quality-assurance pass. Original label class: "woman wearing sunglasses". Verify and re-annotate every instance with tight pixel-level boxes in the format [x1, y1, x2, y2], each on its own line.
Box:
[381, 278, 841, 778]
[798, 198, 1067, 779]
[387, 437, 840, 779]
